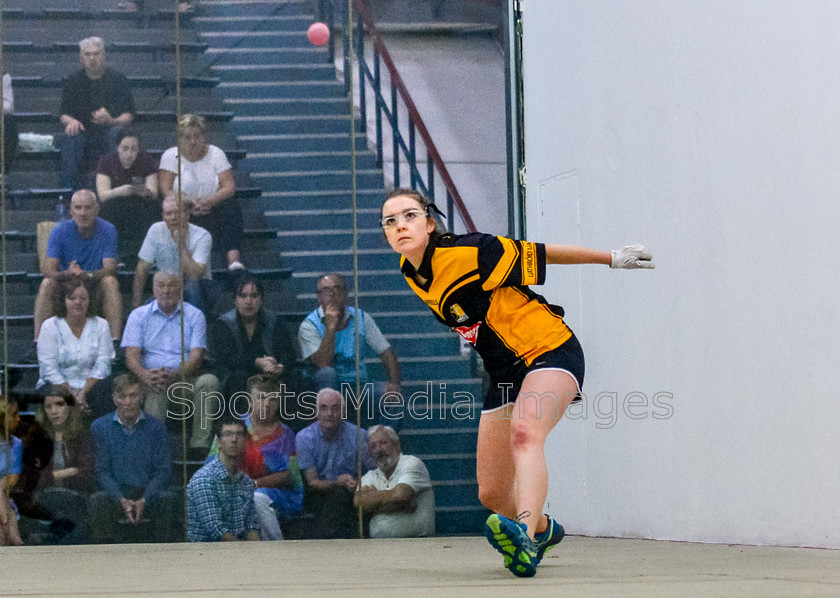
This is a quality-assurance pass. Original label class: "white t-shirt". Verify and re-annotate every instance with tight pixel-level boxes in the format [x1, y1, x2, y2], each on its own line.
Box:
[360, 454, 436, 538]
[159, 144, 231, 200]
[138, 222, 213, 280]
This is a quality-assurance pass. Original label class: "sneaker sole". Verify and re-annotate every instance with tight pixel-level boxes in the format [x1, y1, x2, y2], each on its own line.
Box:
[484, 514, 538, 578]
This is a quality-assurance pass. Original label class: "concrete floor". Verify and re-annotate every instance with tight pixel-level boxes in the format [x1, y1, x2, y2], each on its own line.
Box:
[3, 536, 840, 597]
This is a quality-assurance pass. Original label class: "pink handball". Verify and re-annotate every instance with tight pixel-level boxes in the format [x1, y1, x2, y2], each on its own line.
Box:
[307, 22, 330, 46]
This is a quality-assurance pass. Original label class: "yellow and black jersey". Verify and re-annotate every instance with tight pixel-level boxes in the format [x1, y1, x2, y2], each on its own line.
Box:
[400, 232, 572, 376]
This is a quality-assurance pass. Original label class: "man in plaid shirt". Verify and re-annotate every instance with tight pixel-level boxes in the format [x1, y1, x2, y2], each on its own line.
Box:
[187, 417, 261, 542]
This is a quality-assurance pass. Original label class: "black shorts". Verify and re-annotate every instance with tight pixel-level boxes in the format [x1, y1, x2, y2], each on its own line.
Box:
[482, 334, 585, 413]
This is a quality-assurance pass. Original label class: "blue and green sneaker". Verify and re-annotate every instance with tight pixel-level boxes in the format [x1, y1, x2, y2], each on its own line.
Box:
[534, 516, 565, 563]
[484, 513, 539, 578]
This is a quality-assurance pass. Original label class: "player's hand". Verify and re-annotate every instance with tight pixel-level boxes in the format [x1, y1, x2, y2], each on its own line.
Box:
[610, 244, 655, 269]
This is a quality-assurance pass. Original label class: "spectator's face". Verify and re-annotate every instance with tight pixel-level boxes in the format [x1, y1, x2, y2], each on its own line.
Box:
[235, 283, 262, 319]
[178, 126, 207, 160]
[80, 44, 106, 78]
[250, 387, 278, 422]
[162, 200, 187, 233]
[316, 393, 342, 436]
[153, 274, 182, 313]
[44, 395, 71, 430]
[65, 284, 90, 320]
[368, 431, 400, 471]
[70, 192, 99, 230]
[113, 384, 144, 422]
[117, 136, 140, 170]
[217, 424, 247, 459]
[316, 276, 347, 311]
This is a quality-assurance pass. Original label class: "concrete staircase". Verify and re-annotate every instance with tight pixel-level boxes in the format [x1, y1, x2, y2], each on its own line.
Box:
[192, 0, 486, 535]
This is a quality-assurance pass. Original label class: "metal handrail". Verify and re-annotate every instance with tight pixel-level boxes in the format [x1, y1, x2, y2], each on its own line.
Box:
[321, 0, 477, 233]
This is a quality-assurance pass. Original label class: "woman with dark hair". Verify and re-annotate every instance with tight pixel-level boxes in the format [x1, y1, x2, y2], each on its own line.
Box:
[32, 385, 94, 543]
[158, 113, 245, 270]
[209, 274, 299, 399]
[380, 188, 654, 577]
[37, 279, 114, 418]
[95, 127, 160, 267]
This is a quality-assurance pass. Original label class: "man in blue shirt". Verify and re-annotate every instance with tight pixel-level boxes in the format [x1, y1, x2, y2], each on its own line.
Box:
[88, 372, 176, 543]
[295, 388, 374, 538]
[187, 417, 260, 542]
[122, 271, 220, 458]
[33, 189, 122, 342]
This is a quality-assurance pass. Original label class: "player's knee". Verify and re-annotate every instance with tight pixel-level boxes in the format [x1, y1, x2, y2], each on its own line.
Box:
[509, 420, 538, 453]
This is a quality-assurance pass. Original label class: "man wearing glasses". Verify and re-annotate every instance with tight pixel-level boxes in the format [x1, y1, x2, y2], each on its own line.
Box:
[298, 273, 402, 413]
[186, 417, 261, 542]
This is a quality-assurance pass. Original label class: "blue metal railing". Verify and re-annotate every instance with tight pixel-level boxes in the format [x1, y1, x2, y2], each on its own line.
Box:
[318, 0, 476, 233]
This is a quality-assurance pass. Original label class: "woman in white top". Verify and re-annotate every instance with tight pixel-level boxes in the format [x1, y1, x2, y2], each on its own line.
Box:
[158, 113, 244, 270]
[37, 279, 114, 417]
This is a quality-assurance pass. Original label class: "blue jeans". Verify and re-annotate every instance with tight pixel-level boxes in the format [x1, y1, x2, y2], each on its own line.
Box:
[60, 124, 122, 190]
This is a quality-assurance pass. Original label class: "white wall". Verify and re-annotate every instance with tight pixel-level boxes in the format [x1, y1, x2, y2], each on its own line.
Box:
[525, 1, 840, 547]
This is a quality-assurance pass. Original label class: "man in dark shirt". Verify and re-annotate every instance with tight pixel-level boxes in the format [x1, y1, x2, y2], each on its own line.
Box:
[59, 37, 135, 190]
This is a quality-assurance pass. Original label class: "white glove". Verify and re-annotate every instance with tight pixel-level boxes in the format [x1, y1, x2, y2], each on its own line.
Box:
[610, 244, 655, 269]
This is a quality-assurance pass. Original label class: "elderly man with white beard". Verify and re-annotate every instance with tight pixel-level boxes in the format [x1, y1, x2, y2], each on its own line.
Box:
[353, 425, 435, 538]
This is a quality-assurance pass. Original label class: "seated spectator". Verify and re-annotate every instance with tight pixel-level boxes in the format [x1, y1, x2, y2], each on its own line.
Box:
[0, 401, 24, 546]
[295, 388, 374, 539]
[2, 68, 17, 171]
[158, 114, 245, 270]
[59, 37, 134, 191]
[209, 274, 299, 398]
[187, 417, 260, 542]
[96, 128, 160, 267]
[299, 273, 402, 425]
[122, 271, 220, 458]
[240, 375, 302, 540]
[88, 373, 176, 543]
[133, 193, 213, 313]
[33, 386, 95, 543]
[354, 425, 435, 538]
[37, 278, 114, 418]
[33, 189, 122, 343]
[5, 397, 54, 529]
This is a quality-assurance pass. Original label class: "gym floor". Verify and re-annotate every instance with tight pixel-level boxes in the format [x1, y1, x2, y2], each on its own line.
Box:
[3, 535, 839, 596]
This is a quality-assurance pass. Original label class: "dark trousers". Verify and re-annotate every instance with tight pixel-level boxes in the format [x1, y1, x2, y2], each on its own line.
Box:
[60, 125, 122, 191]
[191, 198, 243, 256]
[304, 486, 359, 539]
[99, 195, 161, 268]
[88, 489, 179, 544]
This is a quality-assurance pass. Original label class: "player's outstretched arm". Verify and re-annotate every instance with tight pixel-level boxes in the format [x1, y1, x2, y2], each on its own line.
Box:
[545, 244, 654, 269]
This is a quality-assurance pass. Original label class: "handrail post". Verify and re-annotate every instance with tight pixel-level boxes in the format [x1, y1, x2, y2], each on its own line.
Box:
[356, 12, 367, 134]
[326, 0, 336, 64]
[446, 190, 454, 234]
[391, 81, 400, 188]
[409, 120, 417, 189]
[427, 153, 435, 202]
[343, 1, 351, 97]
[374, 50, 383, 168]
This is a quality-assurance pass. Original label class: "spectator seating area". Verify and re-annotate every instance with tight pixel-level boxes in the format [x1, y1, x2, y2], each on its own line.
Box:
[0, 0, 486, 541]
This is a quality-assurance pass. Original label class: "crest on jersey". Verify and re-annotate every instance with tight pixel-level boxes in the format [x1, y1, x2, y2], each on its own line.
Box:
[449, 303, 469, 323]
[454, 322, 481, 345]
